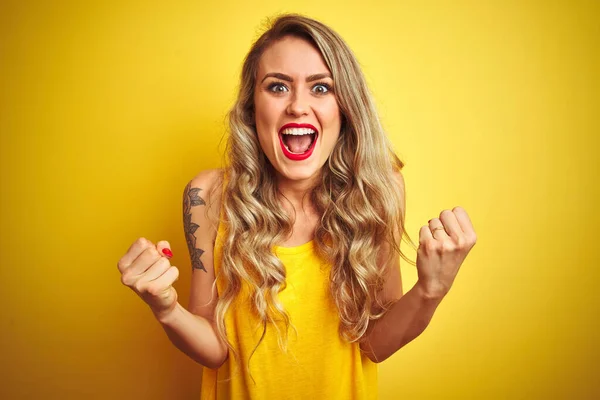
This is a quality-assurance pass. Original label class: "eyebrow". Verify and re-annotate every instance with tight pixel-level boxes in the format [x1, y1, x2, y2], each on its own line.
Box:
[260, 72, 332, 83]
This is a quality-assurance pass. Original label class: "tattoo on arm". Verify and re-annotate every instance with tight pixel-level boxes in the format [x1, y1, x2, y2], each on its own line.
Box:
[183, 181, 207, 273]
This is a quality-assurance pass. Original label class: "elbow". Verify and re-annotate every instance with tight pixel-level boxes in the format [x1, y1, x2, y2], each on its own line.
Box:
[203, 348, 229, 370]
[360, 340, 391, 364]
[216, 349, 229, 368]
[365, 351, 391, 364]
[202, 350, 229, 370]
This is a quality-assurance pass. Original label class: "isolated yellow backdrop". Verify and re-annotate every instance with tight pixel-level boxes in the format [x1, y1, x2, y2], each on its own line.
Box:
[1, 0, 598, 399]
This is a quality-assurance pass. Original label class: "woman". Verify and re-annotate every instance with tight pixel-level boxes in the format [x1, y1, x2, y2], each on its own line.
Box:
[117, 13, 477, 399]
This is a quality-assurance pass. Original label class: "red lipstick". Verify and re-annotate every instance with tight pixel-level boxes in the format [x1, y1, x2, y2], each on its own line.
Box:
[278, 123, 319, 161]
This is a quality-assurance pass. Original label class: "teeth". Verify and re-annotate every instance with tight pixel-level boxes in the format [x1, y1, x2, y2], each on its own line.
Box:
[281, 127, 316, 135]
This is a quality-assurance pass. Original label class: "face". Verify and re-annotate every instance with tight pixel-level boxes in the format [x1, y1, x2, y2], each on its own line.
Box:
[253, 35, 342, 183]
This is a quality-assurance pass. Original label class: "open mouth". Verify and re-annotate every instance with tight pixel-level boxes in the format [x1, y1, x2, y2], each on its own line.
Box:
[281, 128, 317, 153]
[279, 127, 318, 161]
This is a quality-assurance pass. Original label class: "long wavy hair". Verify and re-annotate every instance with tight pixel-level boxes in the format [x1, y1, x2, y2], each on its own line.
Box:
[211, 13, 417, 379]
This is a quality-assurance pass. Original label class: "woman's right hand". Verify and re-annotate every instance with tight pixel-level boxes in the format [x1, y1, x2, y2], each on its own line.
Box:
[117, 237, 180, 321]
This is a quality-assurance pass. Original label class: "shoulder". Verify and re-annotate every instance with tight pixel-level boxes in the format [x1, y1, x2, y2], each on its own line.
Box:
[391, 168, 405, 191]
[188, 168, 224, 192]
[185, 169, 224, 205]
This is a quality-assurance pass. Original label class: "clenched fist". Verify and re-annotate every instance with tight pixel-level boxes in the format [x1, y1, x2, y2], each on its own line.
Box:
[117, 237, 180, 320]
[416, 206, 477, 299]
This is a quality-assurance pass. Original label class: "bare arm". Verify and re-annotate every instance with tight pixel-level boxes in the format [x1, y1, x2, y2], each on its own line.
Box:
[154, 169, 228, 369]
[360, 172, 476, 363]
[360, 170, 443, 363]
[154, 302, 228, 369]
[360, 282, 443, 363]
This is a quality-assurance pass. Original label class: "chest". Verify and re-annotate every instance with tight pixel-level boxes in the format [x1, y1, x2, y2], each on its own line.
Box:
[278, 212, 320, 247]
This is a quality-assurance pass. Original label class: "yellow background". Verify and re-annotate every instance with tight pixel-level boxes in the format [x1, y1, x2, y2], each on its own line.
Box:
[1, 0, 598, 399]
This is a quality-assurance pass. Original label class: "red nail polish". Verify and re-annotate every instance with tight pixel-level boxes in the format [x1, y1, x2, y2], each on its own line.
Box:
[162, 248, 173, 258]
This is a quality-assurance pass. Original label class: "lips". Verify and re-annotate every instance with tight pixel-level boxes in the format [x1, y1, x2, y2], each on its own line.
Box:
[278, 123, 319, 161]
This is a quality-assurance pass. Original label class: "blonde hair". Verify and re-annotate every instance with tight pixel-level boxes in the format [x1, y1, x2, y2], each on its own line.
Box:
[213, 13, 417, 381]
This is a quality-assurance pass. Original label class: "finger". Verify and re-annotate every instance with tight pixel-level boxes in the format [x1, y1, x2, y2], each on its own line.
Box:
[125, 246, 162, 277]
[137, 256, 171, 284]
[156, 240, 173, 259]
[419, 224, 434, 246]
[428, 217, 448, 240]
[117, 237, 155, 273]
[149, 266, 180, 290]
[452, 206, 475, 236]
[438, 209, 463, 239]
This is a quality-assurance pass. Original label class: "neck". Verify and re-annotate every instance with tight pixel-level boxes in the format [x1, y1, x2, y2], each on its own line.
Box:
[275, 172, 319, 214]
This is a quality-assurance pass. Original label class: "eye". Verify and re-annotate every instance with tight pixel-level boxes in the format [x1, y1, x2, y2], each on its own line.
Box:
[267, 82, 289, 93]
[312, 82, 332, 95]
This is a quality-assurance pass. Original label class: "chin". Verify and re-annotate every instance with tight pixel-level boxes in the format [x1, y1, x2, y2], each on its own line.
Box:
[284, 168, 320, 182]
[260, 135, 331, 183]
[274, 159, 325, 183]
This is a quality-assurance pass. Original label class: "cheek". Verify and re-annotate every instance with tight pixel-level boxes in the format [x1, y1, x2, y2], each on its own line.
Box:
[254, 95, 279, 131]
[253, 107, 276, 156]
[323, 131, 340, 152]
[322, 103, 342, 142]
[255, 124, 273, 155]
[253, 103, 270, 138]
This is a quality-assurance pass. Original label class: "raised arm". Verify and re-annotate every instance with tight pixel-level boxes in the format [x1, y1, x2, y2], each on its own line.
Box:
[155, 168, 228, 369]
[359, 171, 477, 363]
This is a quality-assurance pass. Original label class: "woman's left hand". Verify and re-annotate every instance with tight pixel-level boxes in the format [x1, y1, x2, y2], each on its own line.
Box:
[416, 206, 477, 300]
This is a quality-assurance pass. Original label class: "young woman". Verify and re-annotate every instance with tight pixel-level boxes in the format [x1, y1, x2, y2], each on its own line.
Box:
[117, 13, 477, 399]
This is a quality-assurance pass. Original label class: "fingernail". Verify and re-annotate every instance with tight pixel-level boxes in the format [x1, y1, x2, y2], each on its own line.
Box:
[162, 248, 173, 258]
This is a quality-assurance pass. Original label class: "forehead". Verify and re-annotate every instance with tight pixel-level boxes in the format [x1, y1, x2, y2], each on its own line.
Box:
[257, 36, 331, 79]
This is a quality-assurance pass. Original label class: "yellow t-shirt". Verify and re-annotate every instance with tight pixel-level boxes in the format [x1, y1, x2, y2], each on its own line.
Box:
[200, 201, 378, 399]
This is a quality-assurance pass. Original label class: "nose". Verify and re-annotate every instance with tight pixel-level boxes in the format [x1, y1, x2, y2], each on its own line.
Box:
[286, 90, 309, 117]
